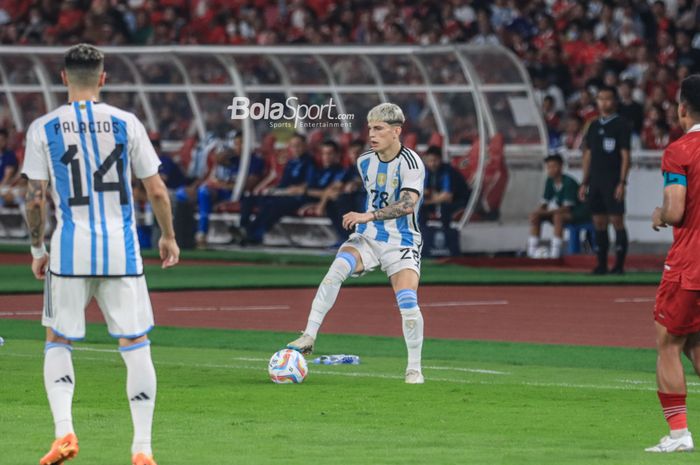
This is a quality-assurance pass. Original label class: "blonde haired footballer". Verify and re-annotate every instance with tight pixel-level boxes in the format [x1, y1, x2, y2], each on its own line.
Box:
[288, 103, 426, 384]
[22, 44, 179, 465]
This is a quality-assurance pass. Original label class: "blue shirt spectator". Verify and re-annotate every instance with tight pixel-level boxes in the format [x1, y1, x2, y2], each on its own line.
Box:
[420, 146, 470, 255]
[193, 131, 265, 246]
[159, 155, 188, 190]
[278, 153, 314, 189]
[308, 163, 345, 191]
[239, 133, 314, 245]
[212, 151, 265, 187]
[305, 140, 346, 211]
[0, 130, 18, 185]
[424, 162, 470, 206]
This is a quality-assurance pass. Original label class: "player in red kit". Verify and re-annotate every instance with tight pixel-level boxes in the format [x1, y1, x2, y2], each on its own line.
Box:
[647, 75, 700, 453]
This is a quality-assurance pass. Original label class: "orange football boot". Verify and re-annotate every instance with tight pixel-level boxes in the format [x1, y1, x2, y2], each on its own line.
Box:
[39, 433, 79, 465]
[132, 452, 158, 465]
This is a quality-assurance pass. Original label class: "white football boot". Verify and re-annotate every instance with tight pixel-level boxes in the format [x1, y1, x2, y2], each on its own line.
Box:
[405, 369, 425, 384]
[286, 333, 315, 355]
[645, 432, 694, 453]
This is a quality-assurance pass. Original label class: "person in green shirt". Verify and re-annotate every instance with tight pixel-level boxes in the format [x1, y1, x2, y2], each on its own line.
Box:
[528, 154, 590, 258]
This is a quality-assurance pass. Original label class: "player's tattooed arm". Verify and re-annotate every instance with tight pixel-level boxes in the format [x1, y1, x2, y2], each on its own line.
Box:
[341, 189, 419, 230]
[24, 179, 48, 247]
[373, 190, 418, 221]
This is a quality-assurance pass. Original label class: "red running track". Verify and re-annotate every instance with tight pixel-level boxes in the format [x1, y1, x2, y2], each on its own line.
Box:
[0, 285, 658, 348]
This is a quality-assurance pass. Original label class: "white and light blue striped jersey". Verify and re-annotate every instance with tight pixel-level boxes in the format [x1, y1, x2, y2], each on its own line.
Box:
[21, 100, 161, 277]
[356, 146, 425, 246]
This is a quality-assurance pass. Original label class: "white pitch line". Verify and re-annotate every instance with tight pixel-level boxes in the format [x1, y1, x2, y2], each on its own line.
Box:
[0, 310, 42, 316]
[420, 300, 509, 308]
[424, 365, 509, 375]
[168, 305, 291, 312]
[2, 352, 690, 393]
[614, 298, 655, 303]
[233, 356, 267, 362]
[74, 347, 119, 353]
[231, 357, 509, 375]
[616, 379, 655, 385]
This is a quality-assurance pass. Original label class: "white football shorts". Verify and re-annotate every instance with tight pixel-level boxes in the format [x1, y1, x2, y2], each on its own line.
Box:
[42, 273, 154, 340]
[341, 232, 422, 278]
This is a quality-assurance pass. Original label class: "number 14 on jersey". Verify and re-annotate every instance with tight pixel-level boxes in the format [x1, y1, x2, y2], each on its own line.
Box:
[61, 144, 128, 206]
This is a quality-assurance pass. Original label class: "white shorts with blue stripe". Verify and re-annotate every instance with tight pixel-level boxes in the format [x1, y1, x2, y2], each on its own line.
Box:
[342, 233, 422, 278]
[42, 272, 154, 340]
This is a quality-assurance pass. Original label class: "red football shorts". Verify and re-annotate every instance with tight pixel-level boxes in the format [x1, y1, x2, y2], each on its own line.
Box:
[655, 279, 700, 336]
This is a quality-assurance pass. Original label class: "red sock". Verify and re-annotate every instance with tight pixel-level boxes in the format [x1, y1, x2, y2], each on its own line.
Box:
[658, 391, 688, 431]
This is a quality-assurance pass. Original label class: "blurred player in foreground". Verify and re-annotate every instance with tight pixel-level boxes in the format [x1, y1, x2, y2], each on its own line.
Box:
[21, 44, 179, 465]
[648, 75, 700, 453]
[287, 103, 426, 384]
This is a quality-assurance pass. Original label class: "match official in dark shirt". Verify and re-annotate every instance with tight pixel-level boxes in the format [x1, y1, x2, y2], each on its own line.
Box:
[578, 85, 632, 274]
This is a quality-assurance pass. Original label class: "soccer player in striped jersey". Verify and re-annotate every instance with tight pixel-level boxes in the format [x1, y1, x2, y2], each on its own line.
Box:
[288, 103, 426, 384]
[21, 44, 179, 465]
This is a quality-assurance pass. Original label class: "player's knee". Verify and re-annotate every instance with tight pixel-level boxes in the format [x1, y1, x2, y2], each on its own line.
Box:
[44, 341, 73, 354]
[336, 252, 356, 274]
[119, 335, 150, 350]
[657, 335, 684, 355]
[46, 327, 71, 345]
[323, 252, 355, 284]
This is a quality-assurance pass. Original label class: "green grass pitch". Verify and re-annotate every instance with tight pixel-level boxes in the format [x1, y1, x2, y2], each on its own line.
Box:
[1, 319, 699, 465]
[0, 262, 661, 294]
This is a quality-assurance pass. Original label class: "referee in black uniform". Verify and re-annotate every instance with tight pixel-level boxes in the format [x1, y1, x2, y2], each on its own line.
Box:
[578, 85, 631, 274]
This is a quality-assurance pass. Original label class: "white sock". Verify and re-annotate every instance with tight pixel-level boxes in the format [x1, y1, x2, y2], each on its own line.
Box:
[120, 341, 157, 456]
[527, 236, 539, 257]
[44, 343, 75, 438]
[396, 290, 424, 372]
[304, 253, 354, 338]
[670, 428, 689, 439]
[550, 237, 563, 258]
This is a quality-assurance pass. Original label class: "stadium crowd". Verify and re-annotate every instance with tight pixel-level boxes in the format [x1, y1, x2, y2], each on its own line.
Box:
[0, 0, 699, 250]
[1, 0, 699, 152]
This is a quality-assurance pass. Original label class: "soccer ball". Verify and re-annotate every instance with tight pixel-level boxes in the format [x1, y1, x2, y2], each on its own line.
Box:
[268, 349, 308, 384]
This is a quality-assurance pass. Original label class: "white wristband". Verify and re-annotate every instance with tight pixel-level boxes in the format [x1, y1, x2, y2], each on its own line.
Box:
[30, 244, 47, 259]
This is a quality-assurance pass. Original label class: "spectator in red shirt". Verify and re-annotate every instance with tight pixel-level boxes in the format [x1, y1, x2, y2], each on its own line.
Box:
[618, 17, 640, 48]
[576, 90, 599, 123]
[578, 27, 608, 67]
[651, 0, 673, 35]
[563, 114, 584, 150]
[533, 14, 557, 50]
[657, 30, 678, 67]
[644, 121, 671, 150]
[642, 104, 666, 148]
